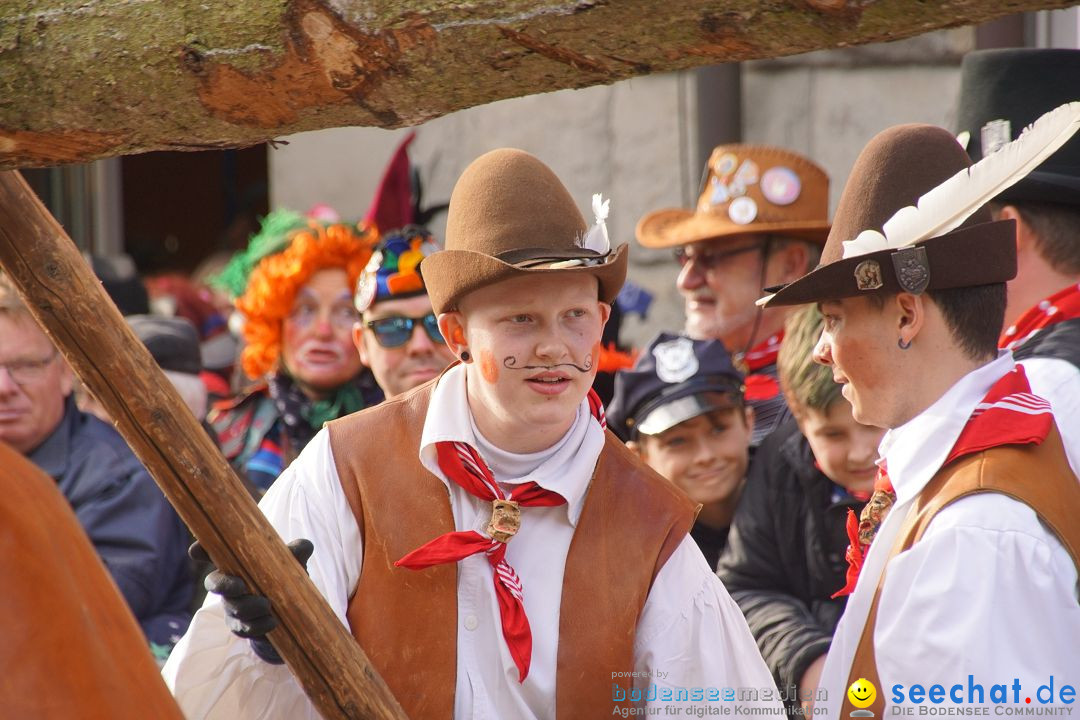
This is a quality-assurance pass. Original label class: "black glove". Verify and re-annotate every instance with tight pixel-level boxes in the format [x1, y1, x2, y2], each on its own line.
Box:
[189, 538, 315, 665]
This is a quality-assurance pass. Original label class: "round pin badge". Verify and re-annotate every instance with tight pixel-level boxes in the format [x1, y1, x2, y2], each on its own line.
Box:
[728, 196, 758, 225]
[715, 153, 738, 177]
[760, 166, 801, 206]
[354, 251, 382, 312]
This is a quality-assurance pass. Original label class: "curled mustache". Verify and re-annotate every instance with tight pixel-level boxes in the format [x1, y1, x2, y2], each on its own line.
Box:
[503, 354, 593, 373]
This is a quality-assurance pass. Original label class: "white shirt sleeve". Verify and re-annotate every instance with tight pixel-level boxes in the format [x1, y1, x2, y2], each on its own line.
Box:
[162, 429, 363, 720]
[875, 494, 1080, 708]
[634, 536, 785, 711]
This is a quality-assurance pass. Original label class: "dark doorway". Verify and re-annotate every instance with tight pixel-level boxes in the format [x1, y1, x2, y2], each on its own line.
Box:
[122, 147, 269, 275]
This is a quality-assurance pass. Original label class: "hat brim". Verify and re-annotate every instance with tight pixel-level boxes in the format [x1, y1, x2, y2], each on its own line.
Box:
[636, 390, 741, 436]
[994, 169, 1080, 207]
[420, 243, 629, 314]
[636, 208, 830, 249]
[759, 219, 1017, 308]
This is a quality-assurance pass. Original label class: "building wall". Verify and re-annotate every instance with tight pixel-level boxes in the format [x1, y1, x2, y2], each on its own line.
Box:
[271, 27, 985, 348]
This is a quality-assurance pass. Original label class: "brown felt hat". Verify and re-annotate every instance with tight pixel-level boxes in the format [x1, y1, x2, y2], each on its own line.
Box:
[420, 148, 628, 314]
[636, 145, 830, 249]
[760, 124, 1017, 308]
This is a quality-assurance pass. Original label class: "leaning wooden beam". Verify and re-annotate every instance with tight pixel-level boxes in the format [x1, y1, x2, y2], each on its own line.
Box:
[1, 0, 1078, 169]
[0, 169, 408, 720]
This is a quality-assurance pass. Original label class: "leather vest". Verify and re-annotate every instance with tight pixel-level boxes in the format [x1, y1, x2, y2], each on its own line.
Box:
[326, 380, 697, 719]
[841, 427, 1080, 717]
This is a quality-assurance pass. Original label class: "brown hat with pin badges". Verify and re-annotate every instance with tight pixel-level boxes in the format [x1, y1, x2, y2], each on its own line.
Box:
[636, 145, 831, 248]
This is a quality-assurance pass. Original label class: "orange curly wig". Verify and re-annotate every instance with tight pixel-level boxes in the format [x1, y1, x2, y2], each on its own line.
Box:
[237, 221, 378, 379]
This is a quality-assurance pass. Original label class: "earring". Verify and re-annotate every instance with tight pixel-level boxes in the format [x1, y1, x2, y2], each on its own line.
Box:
[460, 350, 471, 362]
[898, 337, 912, 350]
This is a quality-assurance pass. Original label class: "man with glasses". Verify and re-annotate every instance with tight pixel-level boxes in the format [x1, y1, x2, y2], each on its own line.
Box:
[636, 145, 831, 445]
[0, 274, 193, 660]
[353, 227, 456, 398]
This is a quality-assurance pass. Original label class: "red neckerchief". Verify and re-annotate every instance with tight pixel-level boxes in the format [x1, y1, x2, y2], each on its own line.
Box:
[396, 389, 607, 682]
[741, 331, 784, 401]
[1000, 282, 1080, 350]
[832, 365, 1052, 599]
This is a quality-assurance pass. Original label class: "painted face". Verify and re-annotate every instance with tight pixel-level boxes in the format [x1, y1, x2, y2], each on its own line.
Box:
[0, 313, 73, 454]
[281, 268, 365, 396]
[676, 237, 767, 344]
[451, 273, 609, 452]
[814, 296, 904, 429]
[797, 399, 884, 495]
[638, 406, 753, 506]
[356, 294, 455, 398]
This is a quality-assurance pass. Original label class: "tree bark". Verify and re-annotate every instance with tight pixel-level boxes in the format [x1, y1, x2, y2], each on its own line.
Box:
[1, 0, 1076, 169]
[0, 169, 408, 720]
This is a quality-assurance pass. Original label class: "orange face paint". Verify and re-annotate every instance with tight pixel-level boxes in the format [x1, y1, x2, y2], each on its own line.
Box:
[480, 350, 499, 383]
[590, 342, 601, 375]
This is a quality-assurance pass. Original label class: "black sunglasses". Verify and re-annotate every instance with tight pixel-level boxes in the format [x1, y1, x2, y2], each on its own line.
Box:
[365, 313, 443, 348]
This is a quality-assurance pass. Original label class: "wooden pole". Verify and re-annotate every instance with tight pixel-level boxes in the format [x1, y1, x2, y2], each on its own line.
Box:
[0, 169, 408, 720]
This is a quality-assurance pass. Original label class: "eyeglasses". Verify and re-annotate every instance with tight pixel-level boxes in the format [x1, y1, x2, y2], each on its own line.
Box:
[288, 302, 360, 331]
[673, 242, 763, 270]
[0, 351, 58, 385]
[365, 313, 443, 349]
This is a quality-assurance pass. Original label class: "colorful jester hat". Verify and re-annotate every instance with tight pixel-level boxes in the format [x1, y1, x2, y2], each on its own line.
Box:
[354, 225, 442, 313]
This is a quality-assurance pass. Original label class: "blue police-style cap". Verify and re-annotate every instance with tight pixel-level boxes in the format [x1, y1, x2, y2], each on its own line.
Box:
[608, 332, 745, 440]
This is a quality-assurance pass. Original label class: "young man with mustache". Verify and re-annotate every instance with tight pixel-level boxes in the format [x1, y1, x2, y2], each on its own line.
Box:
[758, 123, 1079, 716]
[165, 149, 779, 719]
[636, 146, 831, 446]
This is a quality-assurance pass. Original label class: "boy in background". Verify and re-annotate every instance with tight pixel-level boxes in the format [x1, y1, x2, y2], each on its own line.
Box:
[717, 305, 884, 709]
[608, 333, 754, 568]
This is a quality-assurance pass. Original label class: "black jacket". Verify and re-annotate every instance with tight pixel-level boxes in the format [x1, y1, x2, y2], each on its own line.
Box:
[717, 419, 864, 701]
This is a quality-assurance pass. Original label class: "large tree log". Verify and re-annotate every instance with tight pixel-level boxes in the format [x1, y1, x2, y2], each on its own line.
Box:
[0, 169, 407, 720]
[1, 0, 1077, 169]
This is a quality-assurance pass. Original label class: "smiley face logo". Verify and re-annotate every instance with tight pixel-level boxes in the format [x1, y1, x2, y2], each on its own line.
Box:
[848, 678, 877, 709]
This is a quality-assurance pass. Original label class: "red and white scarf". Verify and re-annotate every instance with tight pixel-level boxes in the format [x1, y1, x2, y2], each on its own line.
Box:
[397, 389, 607, 682]
[1000, 282, 1080, 350]
[833, 365, 1053, 598]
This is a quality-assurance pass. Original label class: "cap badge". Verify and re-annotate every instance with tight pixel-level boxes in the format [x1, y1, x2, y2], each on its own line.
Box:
[981, 119, 1012, 156]
[891, 246, 930, 295]
[854, 260, 884, 291]
[653, 336, 699, 383]
[761, 166, 802, 206]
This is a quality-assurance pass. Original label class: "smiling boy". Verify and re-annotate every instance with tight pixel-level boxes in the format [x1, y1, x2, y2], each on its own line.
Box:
[608, 333, 754, 568]
[164, 149, 779, 719]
